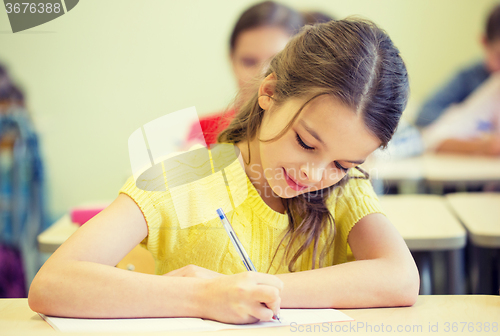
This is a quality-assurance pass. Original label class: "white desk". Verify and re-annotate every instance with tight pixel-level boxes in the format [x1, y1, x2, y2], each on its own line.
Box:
[368, 153, 500, 193]
[379, 195, 467, 294]
[37, 215, 79, 254]
[424, 154, 500, 185]
[446, 192, 500, 294]
[368, 155, 424, 184]
[379, 195, 466, 250]
[446, 192, 500, 248]
[1, 296, 499, 335]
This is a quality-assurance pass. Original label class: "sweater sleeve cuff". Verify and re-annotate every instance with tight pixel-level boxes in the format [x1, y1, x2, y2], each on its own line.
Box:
[339, 192, 385, 233]
[334, 175, 386, 235]
[118, 176, 162, 247]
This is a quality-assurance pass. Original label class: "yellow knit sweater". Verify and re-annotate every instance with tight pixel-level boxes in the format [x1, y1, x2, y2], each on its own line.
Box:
[119, 150, 383, 275]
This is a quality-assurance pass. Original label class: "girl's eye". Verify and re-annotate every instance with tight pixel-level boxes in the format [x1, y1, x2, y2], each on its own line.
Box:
[295, 133, 315, 151]
[335, 162, 349, 172]
[296, 132, 348, 172]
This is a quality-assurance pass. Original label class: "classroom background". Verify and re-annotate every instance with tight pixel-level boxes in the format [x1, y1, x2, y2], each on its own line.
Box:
[0, 0, 495, 219]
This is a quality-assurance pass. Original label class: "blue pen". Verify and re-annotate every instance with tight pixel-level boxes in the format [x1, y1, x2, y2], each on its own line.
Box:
[216, 208, 281, 323]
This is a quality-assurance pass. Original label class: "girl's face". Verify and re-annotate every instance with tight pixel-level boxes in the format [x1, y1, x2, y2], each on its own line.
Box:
[255, 94, 381, 199]
[231, 26, 290, 103]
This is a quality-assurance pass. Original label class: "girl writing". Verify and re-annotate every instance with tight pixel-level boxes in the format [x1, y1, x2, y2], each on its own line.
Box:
[28, 18, 419, 324]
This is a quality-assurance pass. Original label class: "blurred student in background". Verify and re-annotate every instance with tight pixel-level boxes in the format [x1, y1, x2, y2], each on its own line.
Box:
[416, 4, 500, 155]
[0, 63, 48, 298]
[301, 10, 334, 26]
[186, 1, 303, 147]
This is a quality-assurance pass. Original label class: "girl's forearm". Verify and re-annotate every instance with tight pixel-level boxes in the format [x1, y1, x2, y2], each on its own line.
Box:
[28, 260, 206, 318]
[276, 258, 419, 309]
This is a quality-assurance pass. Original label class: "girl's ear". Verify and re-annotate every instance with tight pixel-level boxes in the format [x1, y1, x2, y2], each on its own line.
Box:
[258, 73, 276, 110]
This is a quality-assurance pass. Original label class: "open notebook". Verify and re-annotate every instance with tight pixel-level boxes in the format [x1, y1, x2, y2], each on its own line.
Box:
[40, 308, 354, 332]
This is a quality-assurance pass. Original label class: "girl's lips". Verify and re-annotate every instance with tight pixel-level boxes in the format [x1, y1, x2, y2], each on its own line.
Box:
[283, 168, 308, 191]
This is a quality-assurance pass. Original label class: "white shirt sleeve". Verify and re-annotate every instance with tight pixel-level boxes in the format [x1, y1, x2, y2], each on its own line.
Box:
[421, 72, 500, 151]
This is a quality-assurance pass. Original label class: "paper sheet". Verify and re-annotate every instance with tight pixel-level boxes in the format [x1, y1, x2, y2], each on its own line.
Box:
[40, 308, 353, 332]
[204, 309, 354, 330]
[39, 314, 210, 332]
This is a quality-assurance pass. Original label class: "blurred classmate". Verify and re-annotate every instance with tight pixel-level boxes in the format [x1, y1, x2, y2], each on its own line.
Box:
[186, 1, 303, 147]
[416, 4, 500, 155]
[9, 85, 25, 108]
[301, 10, 334, 26]
[230, 2, 303, 105]
[0, 63, 48, 297]
[422, 73, 500, 155]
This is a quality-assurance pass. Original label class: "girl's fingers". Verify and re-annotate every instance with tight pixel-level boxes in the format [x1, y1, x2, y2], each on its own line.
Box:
[253, 287, 281, 320]
[239, 272, 282, 319]
[252, 285, 280, 305]
[200, 272, 283, 324]
[264, 296, 281, 320]
[248, 302, 275, 322]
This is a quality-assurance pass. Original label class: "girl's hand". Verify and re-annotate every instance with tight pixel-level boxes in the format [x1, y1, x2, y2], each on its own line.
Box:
[199, 271, 283, 324]
[163, 264, 224, 279]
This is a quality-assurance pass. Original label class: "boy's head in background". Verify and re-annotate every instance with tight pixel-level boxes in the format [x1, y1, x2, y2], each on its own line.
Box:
[482, 3, 500, 72]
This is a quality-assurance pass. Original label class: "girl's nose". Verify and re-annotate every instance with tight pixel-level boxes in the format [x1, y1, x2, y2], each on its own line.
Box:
[300, 164, 325, 183]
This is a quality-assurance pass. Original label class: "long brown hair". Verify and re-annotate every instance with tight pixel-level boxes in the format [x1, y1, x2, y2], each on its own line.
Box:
[218, 18, 409, 272]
